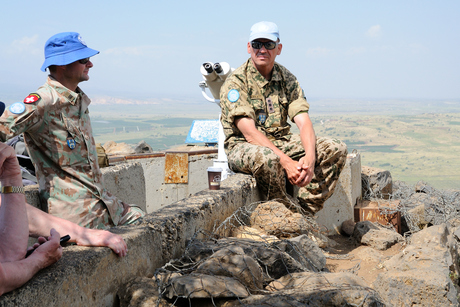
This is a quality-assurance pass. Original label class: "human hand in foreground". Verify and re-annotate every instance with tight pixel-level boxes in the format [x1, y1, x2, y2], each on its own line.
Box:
[0, 143, 22, 185]
[27, 228, 62, 269]
[73, 229, 128, 257]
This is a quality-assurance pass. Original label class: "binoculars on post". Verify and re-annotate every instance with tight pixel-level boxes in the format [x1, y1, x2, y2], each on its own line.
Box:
[199, 62, 233, 102]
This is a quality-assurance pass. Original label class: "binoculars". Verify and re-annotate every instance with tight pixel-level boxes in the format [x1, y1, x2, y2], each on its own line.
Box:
[199, 62, 233, 103]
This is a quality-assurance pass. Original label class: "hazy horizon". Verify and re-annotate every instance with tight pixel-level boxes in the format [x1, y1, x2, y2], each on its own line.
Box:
[1, 1, 459, 105]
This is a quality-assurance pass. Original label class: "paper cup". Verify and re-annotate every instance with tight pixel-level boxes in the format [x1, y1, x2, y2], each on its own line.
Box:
[207, 167, 222, 190]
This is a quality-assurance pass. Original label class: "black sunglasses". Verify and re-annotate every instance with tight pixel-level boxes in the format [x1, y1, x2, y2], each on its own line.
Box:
[251, 40, 278, 50]
[78, 58, 90, 64]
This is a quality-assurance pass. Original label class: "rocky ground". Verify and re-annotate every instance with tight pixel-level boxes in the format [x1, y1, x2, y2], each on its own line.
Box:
[117, 168, 460, 306]
[325, 234, 403, 286]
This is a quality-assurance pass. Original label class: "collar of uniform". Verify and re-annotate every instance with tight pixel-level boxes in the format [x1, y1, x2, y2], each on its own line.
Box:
[47, 76, 80, 105]
[270, 63, 283, 82]
[247, 59, 268, 89]
[247, 59, 282, 85]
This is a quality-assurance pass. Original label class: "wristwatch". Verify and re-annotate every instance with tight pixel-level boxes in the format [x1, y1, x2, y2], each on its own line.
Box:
[1, 186, 25, 194]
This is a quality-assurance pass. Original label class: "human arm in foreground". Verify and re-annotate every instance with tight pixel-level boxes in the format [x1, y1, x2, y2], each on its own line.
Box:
[0, 143, 62, 296]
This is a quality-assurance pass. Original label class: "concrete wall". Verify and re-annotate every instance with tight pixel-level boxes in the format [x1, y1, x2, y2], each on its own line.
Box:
[26, 150, 361, 231]
[316, 151, 362, 235]
[24, 151, 218, 214]
[136, 153, 216, 213]
[6, 151, 361, 306]
[0, 173, 260, 307]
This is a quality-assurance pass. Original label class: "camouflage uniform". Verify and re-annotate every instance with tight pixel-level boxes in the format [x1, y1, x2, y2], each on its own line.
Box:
[0, 76, 145, 229]
[220, 59, 348, 213]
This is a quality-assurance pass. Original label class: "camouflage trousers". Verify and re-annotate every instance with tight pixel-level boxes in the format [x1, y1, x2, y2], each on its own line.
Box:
[44, 191, 146, 230]
[86, 202, 146, 229]
[227, 135, 348, 214]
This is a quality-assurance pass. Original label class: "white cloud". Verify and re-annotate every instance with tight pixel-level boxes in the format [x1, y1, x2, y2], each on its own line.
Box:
[9, 35, 40, 54]
[306, 47, 333, 57]
[366, 25, 382, 38]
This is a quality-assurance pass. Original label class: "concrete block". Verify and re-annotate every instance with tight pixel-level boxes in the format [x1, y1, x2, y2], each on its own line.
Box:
[139, 153, 216, 213]
[316, 151, 362, 235]
[0, 173, 260, 307]
[24, 184, 42, 210]
[101, 161, 147, 212]
[19, 151, 218, 214]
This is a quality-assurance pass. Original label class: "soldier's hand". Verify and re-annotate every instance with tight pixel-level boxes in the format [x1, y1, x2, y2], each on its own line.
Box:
[280, 156, 303, 185]
[294, 156, 314, 187]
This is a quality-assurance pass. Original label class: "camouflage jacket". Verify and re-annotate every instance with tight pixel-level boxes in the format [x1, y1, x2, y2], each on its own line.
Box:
[219, 59, 310, 151]
[0, 76, 125, 227]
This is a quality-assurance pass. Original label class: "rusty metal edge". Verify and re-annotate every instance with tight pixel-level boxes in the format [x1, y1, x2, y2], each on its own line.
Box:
[108, 148, 218, 164]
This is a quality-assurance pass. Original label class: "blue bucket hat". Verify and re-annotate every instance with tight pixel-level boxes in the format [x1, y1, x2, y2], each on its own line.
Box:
[0, 101, 5, 117]
[41, 32, 99, 72]
[249, 21, 280, 42]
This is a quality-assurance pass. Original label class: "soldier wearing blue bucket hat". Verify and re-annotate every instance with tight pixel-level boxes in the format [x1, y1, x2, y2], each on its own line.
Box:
[41, 32, 99, 72]
[0, 32, 145, 230]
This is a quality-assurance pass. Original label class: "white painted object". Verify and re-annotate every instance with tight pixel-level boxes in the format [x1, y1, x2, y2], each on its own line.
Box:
[198, 62, 235, 180]
[315, 151, 362, 235]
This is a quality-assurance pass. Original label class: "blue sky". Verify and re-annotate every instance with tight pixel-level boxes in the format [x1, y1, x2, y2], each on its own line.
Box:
[1, 0, 459, 103]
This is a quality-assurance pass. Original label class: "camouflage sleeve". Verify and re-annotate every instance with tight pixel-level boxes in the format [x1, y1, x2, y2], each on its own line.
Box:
[0, 99, 43, 142]
[219, 80, 257, 125]
[284, 72, 310, 120]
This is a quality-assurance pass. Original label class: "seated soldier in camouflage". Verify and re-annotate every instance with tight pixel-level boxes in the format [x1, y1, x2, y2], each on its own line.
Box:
[220, 21, 348, 215]
[0, 32, 145, 229]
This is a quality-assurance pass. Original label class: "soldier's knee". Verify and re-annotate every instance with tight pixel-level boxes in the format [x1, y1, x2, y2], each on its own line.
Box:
[253, 155, 280, 175]
[337, 140, 348, 157]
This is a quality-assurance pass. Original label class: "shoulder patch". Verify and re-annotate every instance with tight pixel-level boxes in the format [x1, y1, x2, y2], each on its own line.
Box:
[228, 89, 240, 103]
[24, 93, 41, 104]
[9, 102, 26, 114]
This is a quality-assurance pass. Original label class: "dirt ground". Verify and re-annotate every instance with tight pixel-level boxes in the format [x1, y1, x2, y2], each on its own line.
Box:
[325, 234, 404, 285]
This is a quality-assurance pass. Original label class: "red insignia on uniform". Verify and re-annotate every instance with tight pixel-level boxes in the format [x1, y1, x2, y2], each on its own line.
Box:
[24, 93, 41, 104]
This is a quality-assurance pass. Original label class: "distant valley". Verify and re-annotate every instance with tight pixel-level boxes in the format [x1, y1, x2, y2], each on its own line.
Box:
[90, 98, 460, 190]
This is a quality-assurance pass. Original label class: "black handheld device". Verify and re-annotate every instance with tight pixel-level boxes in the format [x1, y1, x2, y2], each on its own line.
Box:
[25, 234, 71, 258]
[60, 234, 71, 245]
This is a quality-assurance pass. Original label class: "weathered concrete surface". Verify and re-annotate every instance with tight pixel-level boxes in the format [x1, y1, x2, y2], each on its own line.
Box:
[101, 161, 147, 212]
[0, 173, 260, 307]
[316, 151, 362, 235]
[138, 152, 216, 212]
[24, 184, 41, 210]
[22, 151, 217, 214]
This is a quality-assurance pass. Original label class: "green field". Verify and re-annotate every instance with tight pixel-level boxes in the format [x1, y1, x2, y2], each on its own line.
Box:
[90, 103, 219, 151]
[89, 100, 460, 190]
[309, 113, 460, 190]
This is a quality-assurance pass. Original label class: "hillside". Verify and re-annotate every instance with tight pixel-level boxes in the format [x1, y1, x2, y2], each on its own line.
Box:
[89, 99, 460, 190]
